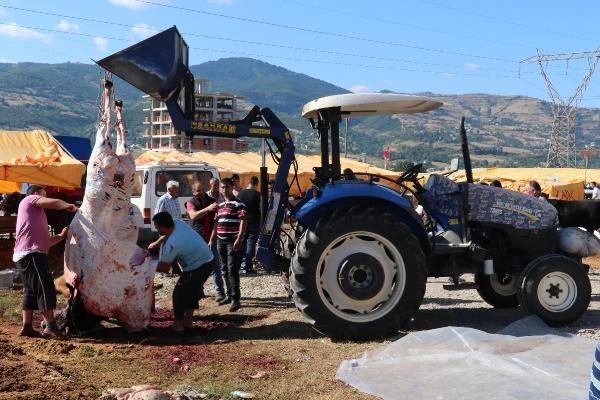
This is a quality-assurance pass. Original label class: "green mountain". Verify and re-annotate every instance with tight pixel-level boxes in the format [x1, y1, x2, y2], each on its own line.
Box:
[190, 58, 350, 114]
[0, 58, 599, 168]
[0, 62, 144, 142]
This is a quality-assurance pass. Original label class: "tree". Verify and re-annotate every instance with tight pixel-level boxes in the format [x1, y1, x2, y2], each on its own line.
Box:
[392, 160, 415, 172]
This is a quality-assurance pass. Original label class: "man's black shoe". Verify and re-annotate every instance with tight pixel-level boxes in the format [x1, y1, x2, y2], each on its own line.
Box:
[229, 301, 241, 312]
[217, 297, 232, 305]
[19, 324, 41, 338]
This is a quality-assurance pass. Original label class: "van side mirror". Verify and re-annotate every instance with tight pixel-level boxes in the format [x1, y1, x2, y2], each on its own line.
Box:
[450, 158, 459, 172]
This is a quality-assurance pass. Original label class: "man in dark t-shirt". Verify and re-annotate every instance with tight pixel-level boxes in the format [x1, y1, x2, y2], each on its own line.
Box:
[186, 181, 225, 302]
[237, 176, 261, 274]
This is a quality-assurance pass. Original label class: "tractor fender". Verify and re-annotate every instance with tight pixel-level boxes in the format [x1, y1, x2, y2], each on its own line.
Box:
[294, 181, 430, 253]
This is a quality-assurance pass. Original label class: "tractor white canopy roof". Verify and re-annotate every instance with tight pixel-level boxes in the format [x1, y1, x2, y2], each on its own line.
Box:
[301, 93, 443, 119]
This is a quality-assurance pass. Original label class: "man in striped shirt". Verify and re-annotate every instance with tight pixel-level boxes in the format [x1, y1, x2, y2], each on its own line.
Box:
[590, 342, 600, 399]
[210, 178, 246, 312]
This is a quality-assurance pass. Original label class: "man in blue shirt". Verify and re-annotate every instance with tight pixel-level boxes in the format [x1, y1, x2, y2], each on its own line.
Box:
[153, 211, 214, 333]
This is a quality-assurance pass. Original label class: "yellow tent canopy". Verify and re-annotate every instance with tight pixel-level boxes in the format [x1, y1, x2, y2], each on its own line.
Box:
[136, 150, 400, 197]
[442, 167, 597, 200]
[0, 130, 86, 193]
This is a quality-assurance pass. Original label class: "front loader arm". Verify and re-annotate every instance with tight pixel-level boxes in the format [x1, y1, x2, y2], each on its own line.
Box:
[96, 25, 295, 269]
[166, 96, 295, 268]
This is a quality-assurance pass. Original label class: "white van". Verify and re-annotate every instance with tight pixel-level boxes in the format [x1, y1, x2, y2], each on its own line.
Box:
[131, 163, 221, 244]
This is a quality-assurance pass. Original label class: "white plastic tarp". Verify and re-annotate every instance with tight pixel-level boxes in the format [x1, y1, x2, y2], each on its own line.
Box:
[336, 317, 595, 400]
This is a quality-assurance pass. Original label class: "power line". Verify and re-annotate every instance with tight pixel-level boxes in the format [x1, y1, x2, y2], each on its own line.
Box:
[191, 46, 516, 78]
[0, 22, 132, 42]
[129, 0, 517, 63]
[0, 22, 518, 79]
[282, 0, 535, 50]
[413, 0, 592, 42]
[0, 4, 531, 74]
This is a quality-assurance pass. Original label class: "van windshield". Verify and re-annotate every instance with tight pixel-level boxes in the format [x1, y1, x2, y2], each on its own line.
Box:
[132, 171, 143, 197]
[155, 170, 214, 197]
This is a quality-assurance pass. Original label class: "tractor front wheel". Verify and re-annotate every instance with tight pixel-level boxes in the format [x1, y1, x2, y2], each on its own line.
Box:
[475, 272, 519, 308]
[290, 207, 427, 339]
[518, 254, 591, 326]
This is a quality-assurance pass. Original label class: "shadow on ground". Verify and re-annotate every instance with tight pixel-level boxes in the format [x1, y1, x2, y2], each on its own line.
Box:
[70, 296, 319, 346]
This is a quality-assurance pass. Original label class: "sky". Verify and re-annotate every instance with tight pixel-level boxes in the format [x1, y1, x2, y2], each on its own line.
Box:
[1, 0, 600, 106]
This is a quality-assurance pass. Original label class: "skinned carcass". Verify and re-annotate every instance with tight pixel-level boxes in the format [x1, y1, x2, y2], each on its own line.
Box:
[64, 81, 156, 331]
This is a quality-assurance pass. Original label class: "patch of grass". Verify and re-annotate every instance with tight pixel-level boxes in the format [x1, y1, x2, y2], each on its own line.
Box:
[0, 289, 21, 321]
[78, 345, 97, 357]
[192, 383, 238, 399]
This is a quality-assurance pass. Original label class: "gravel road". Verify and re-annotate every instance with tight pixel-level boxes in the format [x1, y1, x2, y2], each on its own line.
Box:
[155, 267, 600, 339]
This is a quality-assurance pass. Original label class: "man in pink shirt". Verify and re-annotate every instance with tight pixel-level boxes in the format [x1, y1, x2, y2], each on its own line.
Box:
[14, 185, 78, 339]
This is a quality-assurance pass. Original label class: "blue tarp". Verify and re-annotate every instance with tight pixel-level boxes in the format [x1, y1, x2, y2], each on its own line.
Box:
[54, 135, 92, 161]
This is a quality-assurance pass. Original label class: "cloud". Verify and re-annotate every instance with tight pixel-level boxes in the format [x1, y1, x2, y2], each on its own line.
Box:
[0, 7, 7, 18]
[57, 19, 80, 33]
[442, 72, 454, 78]
[0, 23, 51, 43]
[94, 36, 108, 51]
[465, 63, 480, 70]
[207, 0, 233, 4]
[107, 0, 144, 9]
[0, 57, 13, 63]
[350, 85, 371, 93]
[131, 23, 157, 39]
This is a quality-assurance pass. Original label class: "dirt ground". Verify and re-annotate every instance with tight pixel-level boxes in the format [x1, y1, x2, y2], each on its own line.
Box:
[1, 256, 600, 399]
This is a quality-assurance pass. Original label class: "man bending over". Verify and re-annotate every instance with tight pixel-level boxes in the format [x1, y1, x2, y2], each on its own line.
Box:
[153, 211, 214, 333]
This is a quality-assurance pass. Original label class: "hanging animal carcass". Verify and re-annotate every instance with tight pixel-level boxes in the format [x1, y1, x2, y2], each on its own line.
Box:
[63, 80, 156, 332]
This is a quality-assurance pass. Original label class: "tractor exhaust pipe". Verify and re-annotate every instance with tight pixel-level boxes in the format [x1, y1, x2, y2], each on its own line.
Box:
[460, 117, 474, 184]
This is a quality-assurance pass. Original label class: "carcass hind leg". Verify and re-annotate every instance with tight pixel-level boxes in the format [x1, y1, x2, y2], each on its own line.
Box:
[114, 100, 128, 156]
[94, 81, 112, 148]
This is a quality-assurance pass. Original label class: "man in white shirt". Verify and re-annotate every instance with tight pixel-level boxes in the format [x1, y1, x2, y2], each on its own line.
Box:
[155, 180, 182, 220]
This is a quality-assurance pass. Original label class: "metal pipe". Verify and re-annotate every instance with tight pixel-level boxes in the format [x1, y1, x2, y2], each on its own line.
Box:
[330, 108, 342, 179]
[460, 117, 474, 184]
[318, 112, 329, 181]
[345, 118, 349, 158]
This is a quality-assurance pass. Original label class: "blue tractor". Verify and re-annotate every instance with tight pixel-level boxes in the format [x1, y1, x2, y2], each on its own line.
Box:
[98, 27, 593, 339]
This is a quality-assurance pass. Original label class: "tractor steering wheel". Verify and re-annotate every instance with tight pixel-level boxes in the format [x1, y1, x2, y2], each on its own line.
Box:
[397, 163, 423, 184]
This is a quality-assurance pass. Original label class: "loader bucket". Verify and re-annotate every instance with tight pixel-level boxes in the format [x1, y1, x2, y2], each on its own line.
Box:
[96, 26, 189, 102]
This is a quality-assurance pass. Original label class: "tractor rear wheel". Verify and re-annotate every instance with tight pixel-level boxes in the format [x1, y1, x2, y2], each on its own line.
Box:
[475, 272, 519, 308]
[518, 254, 591, 326]
[290, 207, 427, 339]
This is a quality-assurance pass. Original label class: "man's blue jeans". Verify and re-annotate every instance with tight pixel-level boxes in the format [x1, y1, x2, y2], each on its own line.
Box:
[211, 245, 225, 296]
[241, 222, 260, 271]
